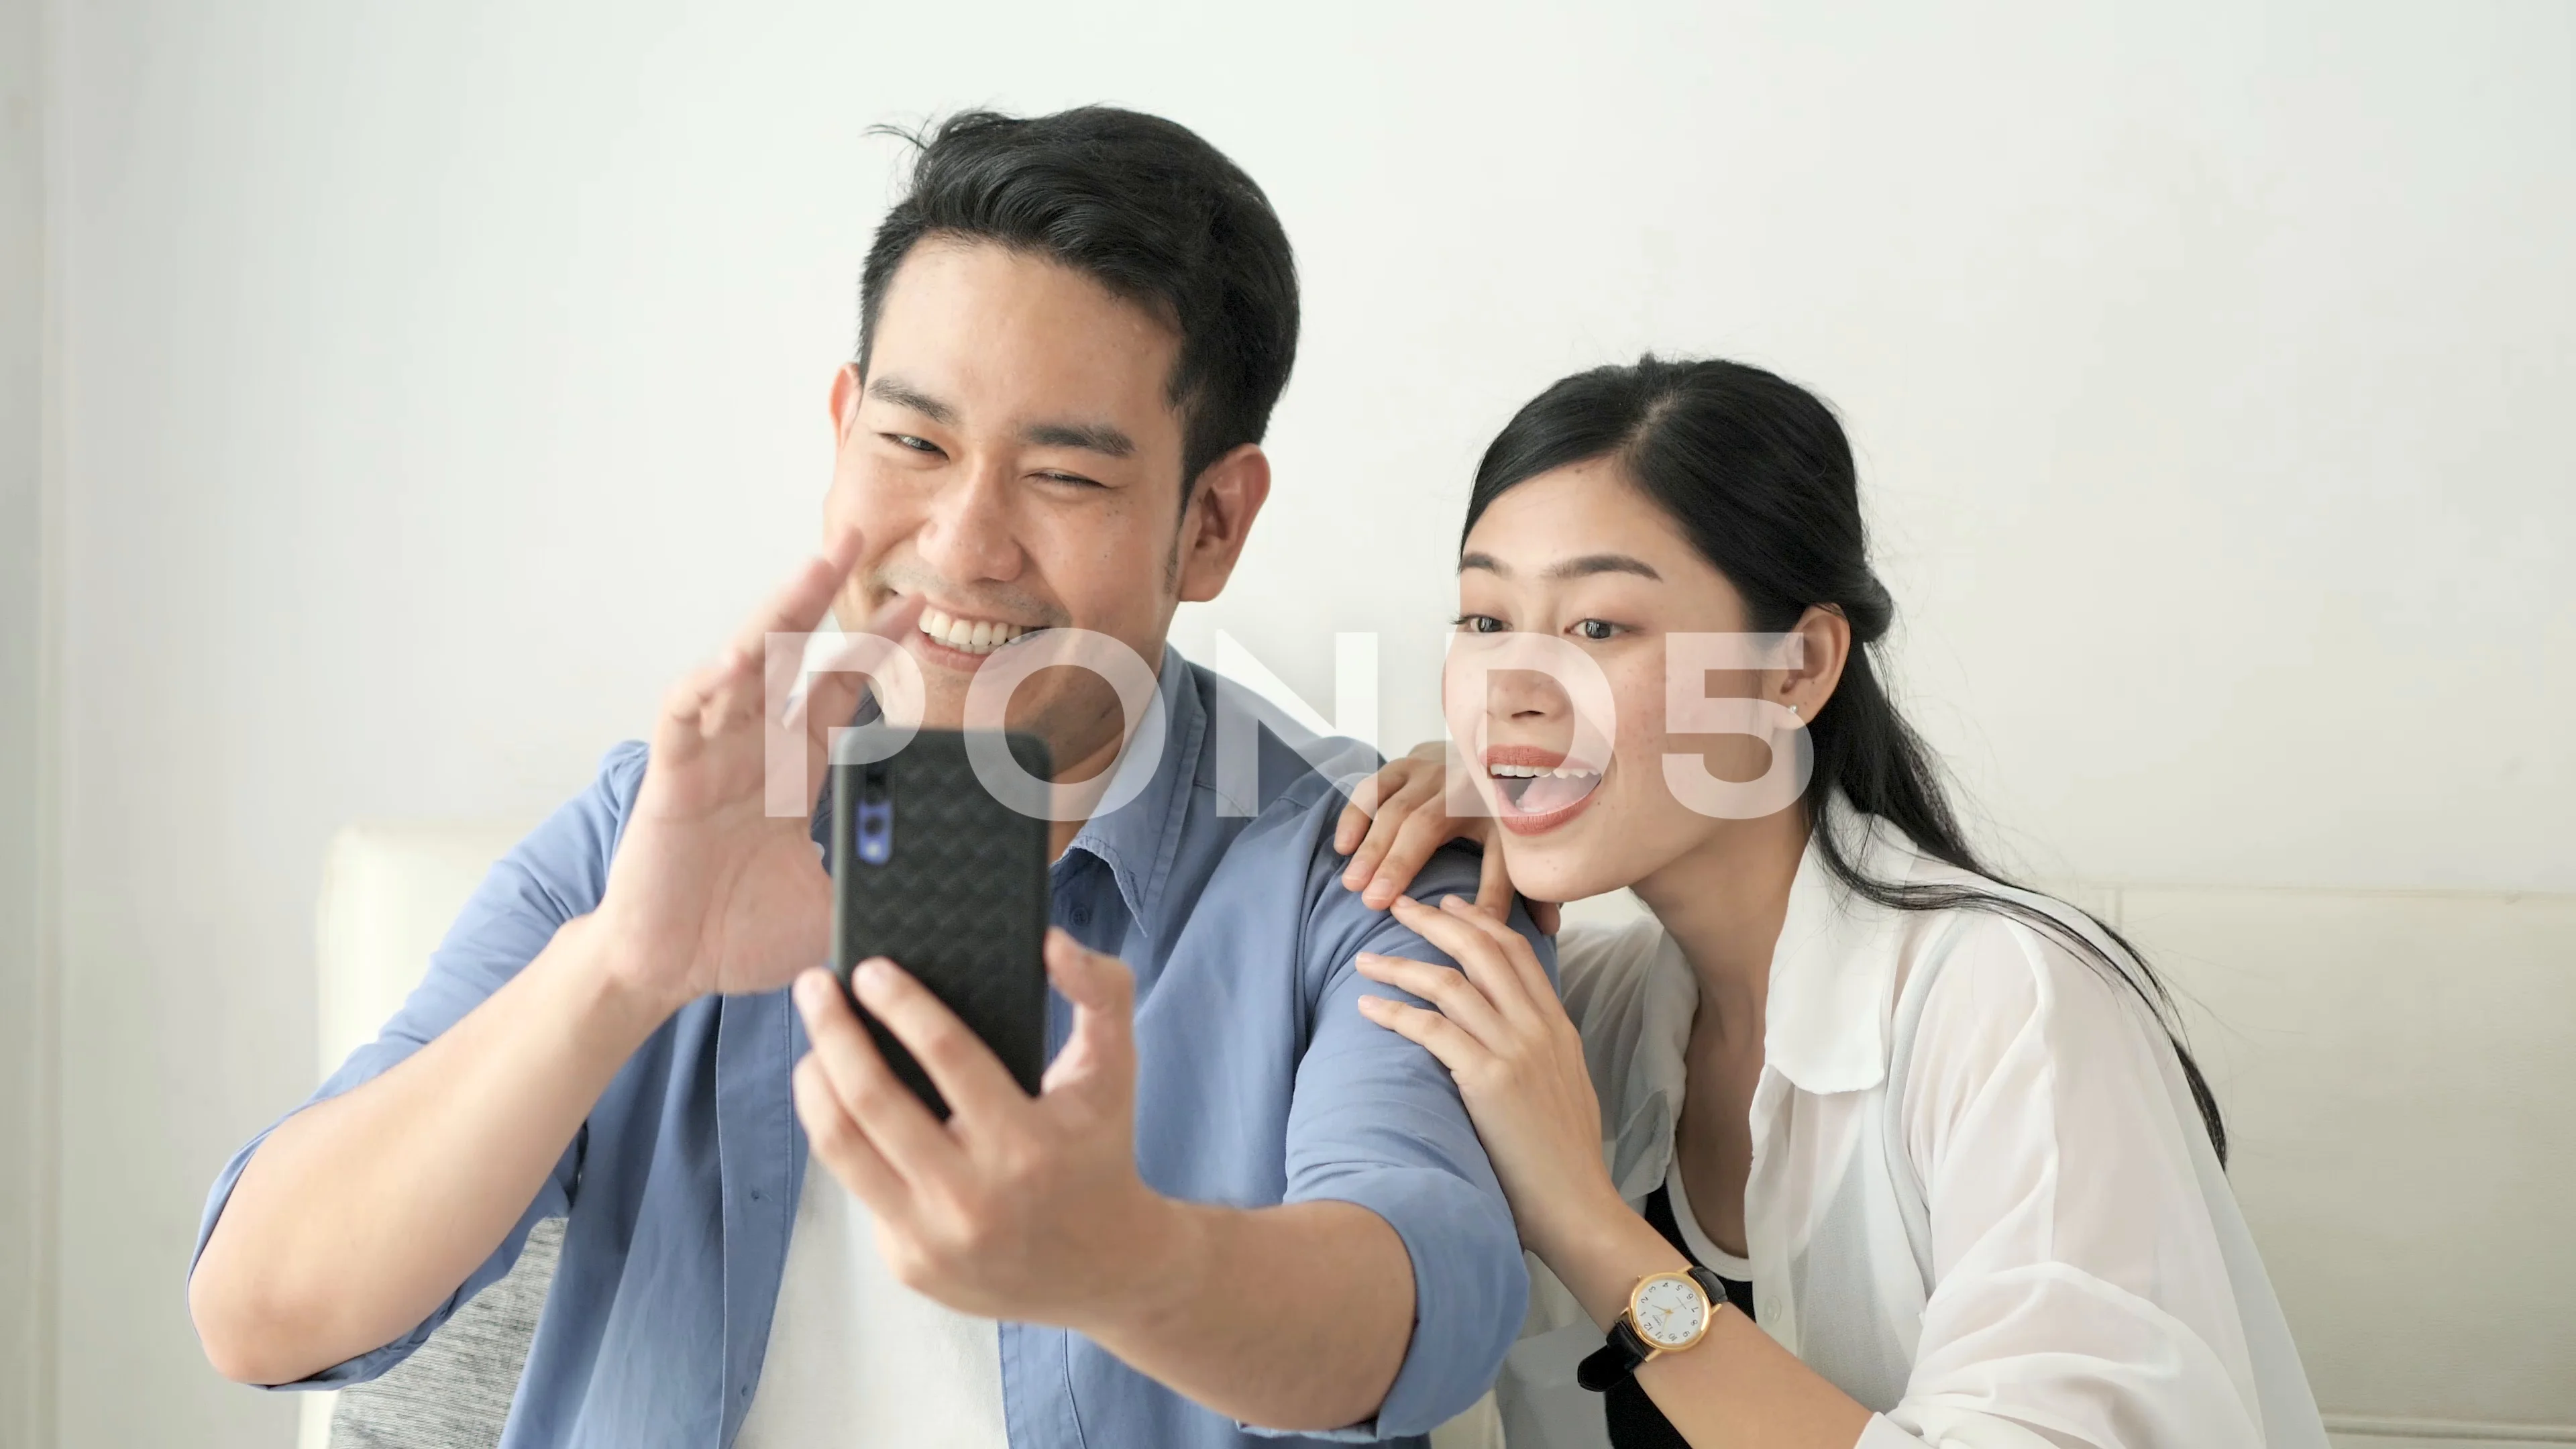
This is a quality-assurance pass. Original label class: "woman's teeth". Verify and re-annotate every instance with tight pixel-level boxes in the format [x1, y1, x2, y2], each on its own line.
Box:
[1489, 761, 1604, 816]
[917, 606, 1030, 656]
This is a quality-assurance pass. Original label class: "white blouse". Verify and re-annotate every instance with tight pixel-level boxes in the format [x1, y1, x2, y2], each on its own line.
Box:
[1492, 816, 2330, 1449]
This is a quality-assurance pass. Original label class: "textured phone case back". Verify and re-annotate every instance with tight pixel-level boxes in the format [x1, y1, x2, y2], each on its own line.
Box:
[831, 728, 1053, 1118]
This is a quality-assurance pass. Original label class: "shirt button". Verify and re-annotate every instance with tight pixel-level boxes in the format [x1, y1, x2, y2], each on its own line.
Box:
[1070, 905, 1092, 927]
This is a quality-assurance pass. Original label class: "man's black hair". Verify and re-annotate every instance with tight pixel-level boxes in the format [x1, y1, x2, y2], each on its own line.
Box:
[857, 107, 1300, 496]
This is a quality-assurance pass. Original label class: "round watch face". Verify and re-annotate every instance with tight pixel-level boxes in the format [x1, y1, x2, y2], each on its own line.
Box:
[1631, 1273, 1710, 1349]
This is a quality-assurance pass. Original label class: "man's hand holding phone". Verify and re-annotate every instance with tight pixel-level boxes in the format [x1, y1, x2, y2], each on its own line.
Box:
[586, 527, 922, 1016]
[789, 934, 1193, 1335]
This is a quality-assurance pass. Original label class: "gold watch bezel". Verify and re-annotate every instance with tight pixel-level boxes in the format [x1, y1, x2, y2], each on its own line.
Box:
[1625, 1269, 1716, 1354]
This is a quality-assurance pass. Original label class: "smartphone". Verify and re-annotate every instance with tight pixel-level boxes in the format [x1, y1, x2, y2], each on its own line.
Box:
[830, 727, 1053, 1118]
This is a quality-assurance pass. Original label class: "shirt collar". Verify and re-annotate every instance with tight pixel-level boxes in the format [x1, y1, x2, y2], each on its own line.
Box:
[1619, 802, 1924, 1107]
[1759, 802, 1923, 1095]
[1060, 646, 1201, 937]
[1597, 804, 1931, 1201]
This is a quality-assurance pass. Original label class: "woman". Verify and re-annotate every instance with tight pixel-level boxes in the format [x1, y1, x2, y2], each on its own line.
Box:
[1335, 357, 2326, 1448]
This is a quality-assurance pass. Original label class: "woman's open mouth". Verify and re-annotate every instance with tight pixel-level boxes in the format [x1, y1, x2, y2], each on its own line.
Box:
[1483, 744, 1605, 836]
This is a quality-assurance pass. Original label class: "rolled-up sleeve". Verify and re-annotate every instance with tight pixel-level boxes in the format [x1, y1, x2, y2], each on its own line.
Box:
[1273, 842, 1551, 1440]
[186, 742, 646, 1388]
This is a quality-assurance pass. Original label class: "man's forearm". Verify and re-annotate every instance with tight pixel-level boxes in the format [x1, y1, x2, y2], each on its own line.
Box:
[1079, 1197, 1416, 1433]
[189, 914, 672, 1385]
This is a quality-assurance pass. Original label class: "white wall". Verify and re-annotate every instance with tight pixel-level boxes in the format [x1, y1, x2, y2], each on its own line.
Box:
[2, 0, 56, 1443]
[43, 1, 2576, 1444]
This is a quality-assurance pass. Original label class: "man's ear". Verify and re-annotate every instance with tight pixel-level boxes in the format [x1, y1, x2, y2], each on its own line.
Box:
[1778, 604, 1854, 720]
[830, 363, 863, 442]
[1173, 443, 1272, 604]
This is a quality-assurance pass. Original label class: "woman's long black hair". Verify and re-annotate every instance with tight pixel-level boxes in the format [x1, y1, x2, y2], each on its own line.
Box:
[1464, 356, 2226, 1163]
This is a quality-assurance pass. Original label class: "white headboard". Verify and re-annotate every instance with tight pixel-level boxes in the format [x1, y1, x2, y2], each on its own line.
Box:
[303, 822, 534, 1449]
[2115, 883, 2576, 1447]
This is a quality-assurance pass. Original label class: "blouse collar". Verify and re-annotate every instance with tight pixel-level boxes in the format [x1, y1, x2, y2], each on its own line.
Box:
[1760, 803, 1921, 1096]
[1601, 802, 1928, 1197]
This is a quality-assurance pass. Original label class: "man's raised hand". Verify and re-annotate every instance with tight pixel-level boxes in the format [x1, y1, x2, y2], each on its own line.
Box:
[590, 530, 923, 1013]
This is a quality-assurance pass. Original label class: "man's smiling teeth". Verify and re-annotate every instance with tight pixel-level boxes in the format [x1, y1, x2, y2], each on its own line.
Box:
[1489, 764, 1601, 779]
[917, 605, 1032, 656]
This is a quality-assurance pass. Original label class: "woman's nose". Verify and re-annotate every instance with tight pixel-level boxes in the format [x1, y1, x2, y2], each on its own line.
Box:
[1490, 667, 1571, 720]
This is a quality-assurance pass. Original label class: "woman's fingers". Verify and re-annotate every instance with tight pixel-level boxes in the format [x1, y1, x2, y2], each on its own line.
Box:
[1467, 846, 1564, 936]
[1472, 841, 1515, 920]
[1336, 757, 1427, 859]
[1355, 994, 1489, 1078]
[1389, 894, 1545, 1029]
[1354, 952, 1509, 1044]
[1333, 771, 1388, 858]
[1340, 765, 1440, 890]
[1436, 894, 1560, 1009]
[1361, 801, 1465, 910]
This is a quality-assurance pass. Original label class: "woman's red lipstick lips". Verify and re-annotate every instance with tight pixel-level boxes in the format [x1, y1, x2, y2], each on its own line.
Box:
[1482, 744, 1605, 837]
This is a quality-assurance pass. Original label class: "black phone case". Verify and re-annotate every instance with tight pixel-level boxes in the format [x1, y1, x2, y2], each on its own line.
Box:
[830, 728, 1053, 1118]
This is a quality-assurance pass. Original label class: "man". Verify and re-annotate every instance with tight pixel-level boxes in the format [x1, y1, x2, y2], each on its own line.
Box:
[189, 107, 1539, 1447]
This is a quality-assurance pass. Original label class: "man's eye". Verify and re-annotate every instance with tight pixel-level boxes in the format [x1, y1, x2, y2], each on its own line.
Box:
[883, 433, 940, 453]
[1038, 471, 1104, 488]
[1574, 619, 1618, 641]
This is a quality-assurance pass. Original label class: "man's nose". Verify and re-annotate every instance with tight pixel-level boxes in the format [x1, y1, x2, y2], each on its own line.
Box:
[915, 462, 1024, 585]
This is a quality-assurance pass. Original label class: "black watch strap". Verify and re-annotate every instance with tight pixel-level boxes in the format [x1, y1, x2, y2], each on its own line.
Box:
[1576, 1317, 1652, 1393]
[1684, 1265, 1729, 1311]
[1576, 1267, 1730, 1393]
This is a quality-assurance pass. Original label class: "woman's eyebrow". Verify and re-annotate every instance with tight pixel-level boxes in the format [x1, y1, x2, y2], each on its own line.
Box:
[1456, 551, 1662, 581]
[1548, 553, 1662, 581]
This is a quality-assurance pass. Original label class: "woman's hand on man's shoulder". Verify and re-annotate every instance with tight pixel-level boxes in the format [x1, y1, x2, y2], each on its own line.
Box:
[1332, 741, 1560, 934]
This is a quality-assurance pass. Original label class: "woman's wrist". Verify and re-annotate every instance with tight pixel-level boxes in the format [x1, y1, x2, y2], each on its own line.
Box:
[1517, 1173, 1627, 1266]
[1529, 1189, 1695, 1331]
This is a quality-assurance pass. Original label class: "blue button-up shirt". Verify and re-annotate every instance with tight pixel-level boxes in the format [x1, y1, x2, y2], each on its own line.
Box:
[196, 650, 1542, 1447]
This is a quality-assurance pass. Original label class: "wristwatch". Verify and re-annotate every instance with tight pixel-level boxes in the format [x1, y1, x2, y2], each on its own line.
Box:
[1576, 1266, 1730, 1392]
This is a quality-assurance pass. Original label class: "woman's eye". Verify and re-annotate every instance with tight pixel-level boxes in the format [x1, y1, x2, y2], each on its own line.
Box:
[1454, 614, 1507, 635]
[1575, 619, 1618, 641]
